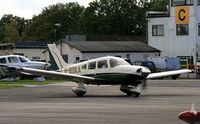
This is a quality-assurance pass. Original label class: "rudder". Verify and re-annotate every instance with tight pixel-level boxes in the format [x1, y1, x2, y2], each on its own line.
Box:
[47, 43, 68, 70]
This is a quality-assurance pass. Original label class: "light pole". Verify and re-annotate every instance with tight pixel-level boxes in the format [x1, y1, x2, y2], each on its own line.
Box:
[54, 23, 62, 43]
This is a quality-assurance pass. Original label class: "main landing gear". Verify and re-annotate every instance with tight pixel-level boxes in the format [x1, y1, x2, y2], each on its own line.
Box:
[72, 82, 86, 97]
[120, 85, 141, 97]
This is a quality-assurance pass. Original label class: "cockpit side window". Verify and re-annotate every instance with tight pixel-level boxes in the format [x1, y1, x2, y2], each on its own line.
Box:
[8, 57, 18, 63]
[19, 57, 29, 63]
[88, 61, 96, 69]
[110, 59, 121, 67]
[82, 64, 87, 70]
[98, 60, 108, 69]
[0, 58, 6, 64]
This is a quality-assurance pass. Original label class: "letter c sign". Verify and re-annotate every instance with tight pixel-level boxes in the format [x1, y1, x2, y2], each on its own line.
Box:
[176, 6, 189, 24]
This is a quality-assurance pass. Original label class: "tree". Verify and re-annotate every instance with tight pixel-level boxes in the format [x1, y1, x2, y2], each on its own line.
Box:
[0, 14, 26, 43]
[148, 0, 169, 11]
[81, 0, 146, 35]
[3, 20, 20, 43]
[0, 1, 169, 42]
[22, 2, 84, 41]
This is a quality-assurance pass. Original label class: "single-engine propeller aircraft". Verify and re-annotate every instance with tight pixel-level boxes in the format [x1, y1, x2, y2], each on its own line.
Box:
[17, 44, 191, 97]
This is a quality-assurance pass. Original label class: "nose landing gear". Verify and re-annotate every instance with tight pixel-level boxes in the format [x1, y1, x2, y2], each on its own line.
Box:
[120, 85, 141, 97]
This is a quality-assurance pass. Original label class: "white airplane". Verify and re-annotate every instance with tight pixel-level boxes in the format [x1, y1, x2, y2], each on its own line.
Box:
[0, 55, 51, 79]
[17, 44, 191, 97]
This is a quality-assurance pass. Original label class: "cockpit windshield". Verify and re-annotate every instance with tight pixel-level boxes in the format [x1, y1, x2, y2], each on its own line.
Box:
[110, 58, 129, 67]
[19, 56, 29, 63]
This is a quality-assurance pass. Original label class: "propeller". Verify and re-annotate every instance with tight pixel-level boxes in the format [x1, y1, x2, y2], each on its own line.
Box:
[137, 68, 151, 90]
[191, 104, 198, 115]
[142, 79, 147, 90]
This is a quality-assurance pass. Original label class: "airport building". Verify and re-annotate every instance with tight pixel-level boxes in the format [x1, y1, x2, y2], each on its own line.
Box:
[56, 41, 160, 64]
[14, 42, 47, 61]
[147, 0, 200, 66]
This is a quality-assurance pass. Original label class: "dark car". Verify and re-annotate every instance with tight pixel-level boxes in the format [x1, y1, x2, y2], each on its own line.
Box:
[141, 61, 157, 73]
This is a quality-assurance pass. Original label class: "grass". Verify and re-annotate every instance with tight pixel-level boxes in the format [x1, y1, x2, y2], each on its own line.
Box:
[0, 79, 64, 89]
[0, 85, 24, 89]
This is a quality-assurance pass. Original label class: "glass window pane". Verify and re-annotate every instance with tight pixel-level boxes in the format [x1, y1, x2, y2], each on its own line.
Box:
[198, 23, 200, 36]
[186, 0, 193, 4]
[110, 59, 121, 67]
[176, 24, 189, 35]
[98, 60, 108, 69]
[152, 25, 164, 36]
[82, 64, 87, 69]
[88, 62, 96, 69]
[172, 0, 194, 6]
[0, 58, 6, 64]
[152, 25, 156, 36]
[19, 57, 29, 63]
[8, 57, 18, 63]
[172, 0, 185, 6]
[157, 25, 164, 36]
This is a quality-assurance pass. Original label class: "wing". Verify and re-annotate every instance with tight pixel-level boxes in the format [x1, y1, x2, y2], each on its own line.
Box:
[20, 67, 95, 82]
[147, 69, 192, 79]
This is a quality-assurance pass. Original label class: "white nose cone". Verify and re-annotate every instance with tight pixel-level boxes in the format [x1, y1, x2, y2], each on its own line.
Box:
[142, 67, 151, 74]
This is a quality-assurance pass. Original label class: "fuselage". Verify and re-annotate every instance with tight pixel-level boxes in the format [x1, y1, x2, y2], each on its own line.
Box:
[60, 56, 151, 85]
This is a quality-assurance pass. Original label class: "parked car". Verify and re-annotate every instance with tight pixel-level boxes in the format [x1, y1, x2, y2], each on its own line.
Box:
[147, 57, 181, 79]
[141, 61, 157, 73]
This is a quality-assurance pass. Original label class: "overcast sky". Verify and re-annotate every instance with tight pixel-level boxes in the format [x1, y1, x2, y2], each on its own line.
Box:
[0, 0, 93, 19]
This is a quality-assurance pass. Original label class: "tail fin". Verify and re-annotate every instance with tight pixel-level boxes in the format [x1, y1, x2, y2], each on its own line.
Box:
[47, 43, 68, 70]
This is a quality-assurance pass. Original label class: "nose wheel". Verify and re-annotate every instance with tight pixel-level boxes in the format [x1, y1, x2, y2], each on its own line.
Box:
[126, 92, 140, 97]
[133, 92, 140, 97]
[120, 85, 141, 97]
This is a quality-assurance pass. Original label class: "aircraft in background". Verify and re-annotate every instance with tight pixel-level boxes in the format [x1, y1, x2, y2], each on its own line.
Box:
[0, 55, 50, 79]
[179, 104, 200, 124]
[16, 44, 191, 97]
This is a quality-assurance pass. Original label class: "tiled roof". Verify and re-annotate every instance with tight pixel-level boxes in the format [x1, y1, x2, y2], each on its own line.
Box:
[66, 41, 161, 53]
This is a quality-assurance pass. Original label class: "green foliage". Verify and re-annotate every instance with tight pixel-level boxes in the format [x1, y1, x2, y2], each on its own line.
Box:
[0, 79, 64, 89]
[22, 2, 84, 41]
[148, 0, 169, 11]
[0, 14, 26, 43]
[3, 20, 20, 43]
[82, 0, 149, 35]
[0, 1, 169, 42]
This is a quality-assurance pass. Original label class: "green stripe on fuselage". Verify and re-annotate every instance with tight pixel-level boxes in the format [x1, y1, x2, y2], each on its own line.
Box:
[85, 73, 143, 86]
[48, 48, 59, 70]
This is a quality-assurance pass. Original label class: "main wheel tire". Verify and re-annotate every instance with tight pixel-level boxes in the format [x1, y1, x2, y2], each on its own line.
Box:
[133, 93, 140, 98]
[76, 93, 84, 97]
[126, 92, 133, 96]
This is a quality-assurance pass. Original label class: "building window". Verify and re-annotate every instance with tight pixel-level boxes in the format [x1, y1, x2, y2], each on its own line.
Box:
[152, 25, 164, 36]
[198, 0, 200, 5]
[172, 0, 193, 6]
[75, 57, 80, 63]
[176, 24, 189, 35]
[198, 23, 200, 36]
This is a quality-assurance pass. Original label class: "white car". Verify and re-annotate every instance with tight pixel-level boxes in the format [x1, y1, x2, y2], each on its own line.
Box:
[0, 55, 50, 79]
